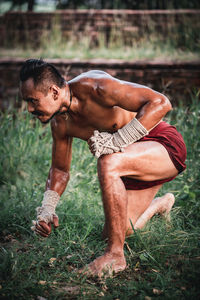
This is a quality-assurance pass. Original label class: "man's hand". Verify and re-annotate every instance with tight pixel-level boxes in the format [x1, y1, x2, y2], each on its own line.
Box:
[31, 190, 60, 237]
[88, 119, 149, 158]
[31, 216, 59, 237]
[88, 130, 121, 158]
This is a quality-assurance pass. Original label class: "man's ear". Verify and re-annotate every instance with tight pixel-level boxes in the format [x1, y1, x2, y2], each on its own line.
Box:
[50, 85, 60, 101]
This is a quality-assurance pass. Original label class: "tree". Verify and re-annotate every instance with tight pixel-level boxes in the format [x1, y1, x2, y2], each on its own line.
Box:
[8, 0, 35, 11]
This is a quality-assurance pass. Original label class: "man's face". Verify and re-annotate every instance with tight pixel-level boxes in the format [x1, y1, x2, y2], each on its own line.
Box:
[20, 78, 62, 123]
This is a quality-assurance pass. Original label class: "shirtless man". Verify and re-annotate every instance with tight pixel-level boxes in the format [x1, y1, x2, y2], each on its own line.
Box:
[19, 59, 186, 277]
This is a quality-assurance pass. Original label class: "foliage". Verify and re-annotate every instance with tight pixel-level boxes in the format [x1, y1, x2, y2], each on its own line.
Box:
[0, 94, 200, 299]
[2, 7, 200, 61]
[1, 0, 35, 11]
[1, 15, 200, 60]
[57, 0, 200, 10]
[5, 0, 200, 11]
[1, 39, 199, 62]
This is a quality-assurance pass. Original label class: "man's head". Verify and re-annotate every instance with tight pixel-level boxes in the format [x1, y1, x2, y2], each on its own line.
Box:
[20, 59, 66, 123]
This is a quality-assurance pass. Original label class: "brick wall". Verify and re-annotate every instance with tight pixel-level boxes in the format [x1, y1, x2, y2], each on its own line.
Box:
[0, 58, 199, 110]
[1, 10, 200, 47]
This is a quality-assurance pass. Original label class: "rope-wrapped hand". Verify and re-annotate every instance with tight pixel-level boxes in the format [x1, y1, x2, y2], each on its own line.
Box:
[31, 190, 60, 236]
[89, 118, 149, 158]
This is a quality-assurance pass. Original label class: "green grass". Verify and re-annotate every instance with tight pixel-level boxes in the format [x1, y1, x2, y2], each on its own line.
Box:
[1, 38, 199, 61]
[1, 14, 200, 61]
[0, 94, 200, 299]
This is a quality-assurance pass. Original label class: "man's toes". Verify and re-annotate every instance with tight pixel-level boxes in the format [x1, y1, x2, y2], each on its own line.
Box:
[78, 265, 98, 278]
[162, 193, 175, 213]
[79, 262, 112, 278]
[158, 193, 175, 223]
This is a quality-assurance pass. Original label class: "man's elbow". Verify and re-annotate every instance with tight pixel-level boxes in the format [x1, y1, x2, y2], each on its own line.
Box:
[163, 95, 172, 113]
[51, 167, 70, 184]
[61, 170, 70, 183]
[153, 95, 172, 115]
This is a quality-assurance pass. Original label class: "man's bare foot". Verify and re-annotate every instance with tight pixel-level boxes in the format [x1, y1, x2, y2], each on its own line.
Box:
[134, 193, 175, 230]
[79, 252, 126, 278]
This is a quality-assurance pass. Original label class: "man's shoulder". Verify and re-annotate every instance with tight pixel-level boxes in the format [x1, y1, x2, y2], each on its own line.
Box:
[69, 70, 112, 84]
[50, 114, 69, 139]
[85, 70, 112, 78]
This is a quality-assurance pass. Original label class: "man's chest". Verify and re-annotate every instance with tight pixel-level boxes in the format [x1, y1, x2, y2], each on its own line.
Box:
[69, 102, 129, 136]
[57, 100, 135, 141]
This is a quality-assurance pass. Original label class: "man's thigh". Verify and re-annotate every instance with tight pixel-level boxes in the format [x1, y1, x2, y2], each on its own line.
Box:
[107, 141, 178, 181]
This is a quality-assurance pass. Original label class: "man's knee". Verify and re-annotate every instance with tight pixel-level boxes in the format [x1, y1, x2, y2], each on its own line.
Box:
[97, 154, 120, 180]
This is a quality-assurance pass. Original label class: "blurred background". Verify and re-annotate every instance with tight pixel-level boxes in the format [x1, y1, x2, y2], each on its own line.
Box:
[0, 0, 200, 109]
[1, 0, 200, 11]
[0, 2, 200, 299]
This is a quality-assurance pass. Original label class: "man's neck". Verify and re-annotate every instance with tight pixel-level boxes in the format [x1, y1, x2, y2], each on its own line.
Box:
[59, 83, 72, 113]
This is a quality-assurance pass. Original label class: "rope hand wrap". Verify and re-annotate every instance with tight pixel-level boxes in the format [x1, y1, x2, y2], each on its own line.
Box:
[90, 118, 149, 158]
[31, 190, 60, 231]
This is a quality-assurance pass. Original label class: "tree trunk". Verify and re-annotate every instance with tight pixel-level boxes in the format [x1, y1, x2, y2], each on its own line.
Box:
[28, 0, 35, 11]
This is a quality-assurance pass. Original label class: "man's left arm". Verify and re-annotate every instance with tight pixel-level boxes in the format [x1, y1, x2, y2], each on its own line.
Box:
[90, 77, 172, 157]
[99, 77, 172, 130]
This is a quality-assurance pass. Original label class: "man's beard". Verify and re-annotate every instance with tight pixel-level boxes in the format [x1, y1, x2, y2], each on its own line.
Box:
[40, 110, 62, 124]
[33, 108, 64, 124]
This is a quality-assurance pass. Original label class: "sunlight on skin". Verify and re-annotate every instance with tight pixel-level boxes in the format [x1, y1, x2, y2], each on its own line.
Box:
[19, 61, 186, 278]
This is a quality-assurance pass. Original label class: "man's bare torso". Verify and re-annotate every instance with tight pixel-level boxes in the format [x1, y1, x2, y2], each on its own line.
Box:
[23, 60, 177, 277]
[52, 71, 137, 141]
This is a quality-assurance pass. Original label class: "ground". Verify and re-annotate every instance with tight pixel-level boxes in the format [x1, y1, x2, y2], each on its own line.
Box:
[0, 98, 200, 299]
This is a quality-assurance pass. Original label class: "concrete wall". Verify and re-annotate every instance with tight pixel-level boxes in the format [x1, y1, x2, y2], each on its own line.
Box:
[0, 58, 199, 110]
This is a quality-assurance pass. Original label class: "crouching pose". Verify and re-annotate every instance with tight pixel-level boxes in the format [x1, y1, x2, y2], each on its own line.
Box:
[19, 59, 186, 277]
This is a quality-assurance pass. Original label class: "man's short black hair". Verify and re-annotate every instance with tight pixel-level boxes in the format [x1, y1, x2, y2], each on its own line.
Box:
[20, 59, 66, 94]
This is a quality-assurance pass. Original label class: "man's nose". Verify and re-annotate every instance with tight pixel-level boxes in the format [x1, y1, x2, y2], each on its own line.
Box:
[27, 102, 34, 113]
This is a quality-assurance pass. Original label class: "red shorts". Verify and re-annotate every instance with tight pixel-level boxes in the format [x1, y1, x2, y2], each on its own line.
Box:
[121, 121, 187, 190]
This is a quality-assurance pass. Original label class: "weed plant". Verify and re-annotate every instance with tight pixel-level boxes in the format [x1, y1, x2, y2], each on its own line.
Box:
[0, 94, 200, 299]
[1, 36, 199, 62]
[1, 14, 200, 61]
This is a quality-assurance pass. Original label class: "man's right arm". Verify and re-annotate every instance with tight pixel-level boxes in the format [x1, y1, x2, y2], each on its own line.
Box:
[46, 122, 73, 196]
[31, 118, 73, 237]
